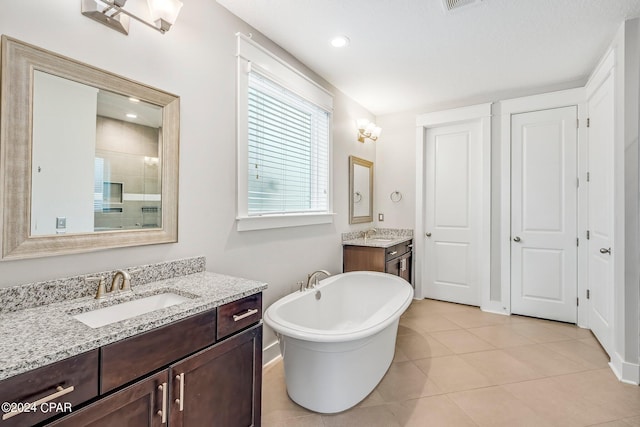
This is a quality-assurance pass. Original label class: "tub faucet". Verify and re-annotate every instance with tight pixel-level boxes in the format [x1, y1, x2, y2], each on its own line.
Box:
[306, 270, 331, 290]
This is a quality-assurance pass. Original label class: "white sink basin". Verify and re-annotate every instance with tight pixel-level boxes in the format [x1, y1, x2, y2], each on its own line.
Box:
[72, 293, 190, 328]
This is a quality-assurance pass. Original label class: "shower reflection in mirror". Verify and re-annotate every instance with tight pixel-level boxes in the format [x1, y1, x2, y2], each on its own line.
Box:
[31, 71, 163, 235]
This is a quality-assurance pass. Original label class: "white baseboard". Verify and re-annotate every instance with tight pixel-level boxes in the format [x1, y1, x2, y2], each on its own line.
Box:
[610, 352, 640, 385]
[263, 340, 281, 367]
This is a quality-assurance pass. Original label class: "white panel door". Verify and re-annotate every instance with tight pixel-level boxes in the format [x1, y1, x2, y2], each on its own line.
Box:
[424, 121, 481, 306]
[587, 73, 614, 354]
[511, 107, 577, 323]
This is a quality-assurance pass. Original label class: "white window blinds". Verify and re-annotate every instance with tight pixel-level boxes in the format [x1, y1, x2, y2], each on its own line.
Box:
[247, 71, 330, 216]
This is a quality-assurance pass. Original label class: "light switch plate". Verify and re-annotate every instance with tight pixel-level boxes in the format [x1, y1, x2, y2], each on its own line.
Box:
[378, 213, 384, 221]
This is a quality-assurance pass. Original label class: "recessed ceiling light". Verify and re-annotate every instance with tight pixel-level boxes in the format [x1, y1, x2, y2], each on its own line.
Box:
[128, 97, 140, 103]
[330, 35, 350, 48]
[126, 113, 137, 119]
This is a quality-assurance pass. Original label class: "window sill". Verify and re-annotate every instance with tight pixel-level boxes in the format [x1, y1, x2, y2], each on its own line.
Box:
[236, 212, 336, 231]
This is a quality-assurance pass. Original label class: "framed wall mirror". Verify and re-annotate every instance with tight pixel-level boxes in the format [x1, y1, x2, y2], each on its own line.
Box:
[0, 36, 180, 260]
[348, 156, 373, 224]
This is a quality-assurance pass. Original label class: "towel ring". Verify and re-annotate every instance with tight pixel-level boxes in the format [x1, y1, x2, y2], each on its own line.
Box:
[390, 191, 402, 203]
[353, 191, 362, 203]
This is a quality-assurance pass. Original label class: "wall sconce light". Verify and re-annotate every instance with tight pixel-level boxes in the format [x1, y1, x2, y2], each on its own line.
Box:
[356, 119, 382, 143]
[82, 0, 183, 35]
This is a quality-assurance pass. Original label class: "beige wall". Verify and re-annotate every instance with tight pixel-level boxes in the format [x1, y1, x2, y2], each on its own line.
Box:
[0, 1, 375, 360]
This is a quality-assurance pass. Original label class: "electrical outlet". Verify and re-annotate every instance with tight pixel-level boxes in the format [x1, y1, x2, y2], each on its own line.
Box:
[56, 217, 66, 229]
[378, 213, 384, 221]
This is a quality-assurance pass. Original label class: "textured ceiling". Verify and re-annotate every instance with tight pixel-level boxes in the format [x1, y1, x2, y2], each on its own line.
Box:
[217, 0, 640, 115]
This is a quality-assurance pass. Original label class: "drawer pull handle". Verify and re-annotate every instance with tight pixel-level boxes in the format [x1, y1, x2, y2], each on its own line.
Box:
[157, 382, 167, 424]
[233, 308, 258, 322]
[388, 251, 398, 256]
[400, 258, 407, 272]
[2, 385, 75, 420]
[175, 373, 184, 411]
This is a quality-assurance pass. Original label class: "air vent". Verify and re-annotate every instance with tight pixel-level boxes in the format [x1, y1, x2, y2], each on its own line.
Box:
[442, 0, 481, 12]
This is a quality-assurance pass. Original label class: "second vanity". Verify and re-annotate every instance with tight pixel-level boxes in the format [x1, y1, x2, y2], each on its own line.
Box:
[0, 257, 266, 427]
[342, 229, 413, 284]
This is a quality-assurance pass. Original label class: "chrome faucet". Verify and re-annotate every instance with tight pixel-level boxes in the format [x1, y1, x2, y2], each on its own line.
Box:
[306, 270, 331, 290]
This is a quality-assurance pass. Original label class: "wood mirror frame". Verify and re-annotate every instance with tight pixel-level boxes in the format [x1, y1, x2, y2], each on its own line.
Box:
[0, 36, 179, 260]
[348, 155, 374, 224]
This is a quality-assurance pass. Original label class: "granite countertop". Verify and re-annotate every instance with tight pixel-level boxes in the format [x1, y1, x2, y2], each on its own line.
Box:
[0, 271, 267, 381]
[342, 235, 413, 248]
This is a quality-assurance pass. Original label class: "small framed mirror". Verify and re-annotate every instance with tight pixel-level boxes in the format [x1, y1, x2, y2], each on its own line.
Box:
[349, 156, 373, 224]
[0, 36, 179, 260]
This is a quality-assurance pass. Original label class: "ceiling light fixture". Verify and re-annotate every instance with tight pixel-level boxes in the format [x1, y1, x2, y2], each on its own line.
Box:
[356, 119, 382, 143]
[330, 35, 350, 48]
[126, 113, 138, 119]
[81, 0, 183, 35]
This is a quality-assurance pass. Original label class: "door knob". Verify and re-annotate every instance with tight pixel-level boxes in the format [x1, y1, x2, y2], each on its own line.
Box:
[513, 236, 521, 242]
[425, 232, 432, 237]
[600, 247, 611, 254]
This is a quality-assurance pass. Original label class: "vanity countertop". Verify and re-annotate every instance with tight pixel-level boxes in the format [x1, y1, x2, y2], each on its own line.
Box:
[0, 271, 267, 382]
[342, 235, 412, 248]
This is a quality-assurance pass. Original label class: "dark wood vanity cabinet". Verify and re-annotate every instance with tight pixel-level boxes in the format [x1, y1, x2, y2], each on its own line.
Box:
[19, 292, 264, 427]
[51, 325, 263, 427]
[343, 239, 413, 284]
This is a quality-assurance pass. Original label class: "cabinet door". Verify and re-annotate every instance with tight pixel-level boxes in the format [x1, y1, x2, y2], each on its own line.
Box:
[169, 324, 262, 427]
[48, 371, 168, 427]
[385, 257, 400, 276]
[385, 254, 412, 284]
[399, 253, 412, 283]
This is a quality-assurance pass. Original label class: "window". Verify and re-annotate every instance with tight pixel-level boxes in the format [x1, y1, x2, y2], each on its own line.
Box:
[236, 34, 334, 231]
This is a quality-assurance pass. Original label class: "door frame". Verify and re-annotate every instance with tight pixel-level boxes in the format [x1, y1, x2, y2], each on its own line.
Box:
[415, 103, 491, 307]
[498, 88, 589, 326]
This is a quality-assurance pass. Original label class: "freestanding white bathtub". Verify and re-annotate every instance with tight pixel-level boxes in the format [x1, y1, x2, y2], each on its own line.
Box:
[264, 271, 414, 413]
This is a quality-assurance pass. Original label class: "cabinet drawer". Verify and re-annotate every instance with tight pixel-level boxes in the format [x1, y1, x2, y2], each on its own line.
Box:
[0, 349, 98, 427]
[385, 240, 412, 261]
[217, 293, 262, 340]
[100, 309, 216, 394]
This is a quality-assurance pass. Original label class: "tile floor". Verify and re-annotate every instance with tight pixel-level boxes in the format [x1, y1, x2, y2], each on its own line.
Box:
[261, 298, 640, 426]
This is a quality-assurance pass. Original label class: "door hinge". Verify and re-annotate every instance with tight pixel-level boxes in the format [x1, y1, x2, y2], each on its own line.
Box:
[577, 297, 579, 306]
[577, 118, 579, 128]
[587, 172, 590, 182]
[577, 178, 580, 188]
[586, 230, 590, 240]
[587, 289, 590, 299]
[577, 238, 579, 247]
[587, 118, 590, 127]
